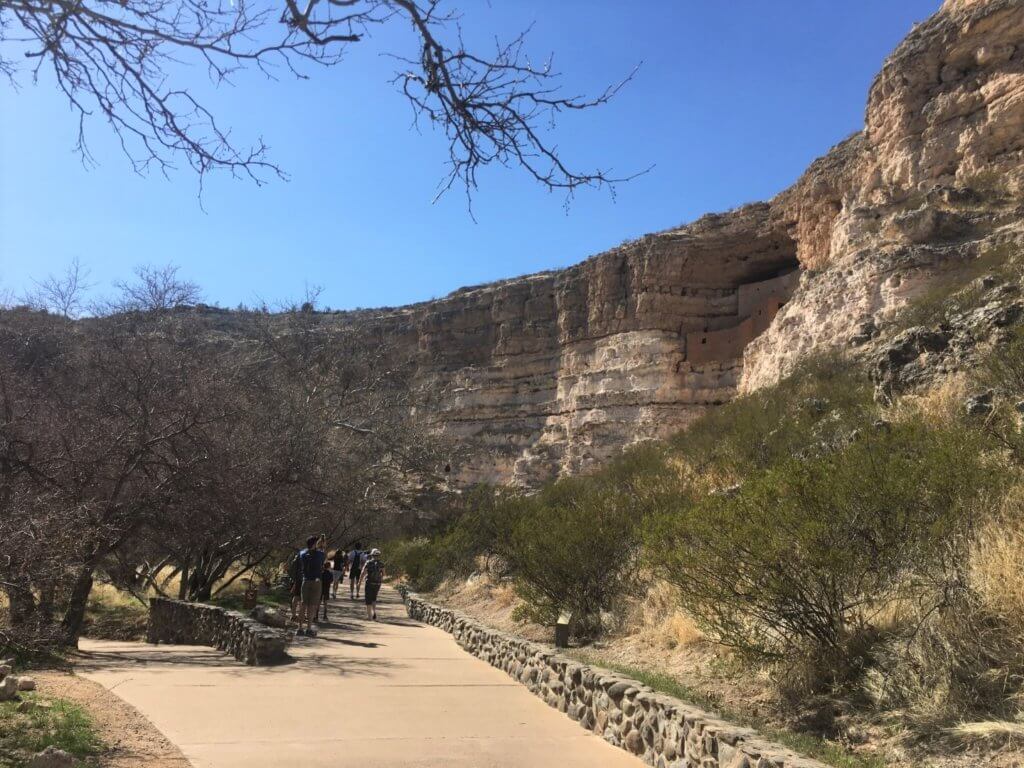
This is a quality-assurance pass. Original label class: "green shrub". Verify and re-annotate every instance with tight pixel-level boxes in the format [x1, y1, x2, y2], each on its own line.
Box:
[441, 485, 520, 574]
[389, 536, 451, 593]
[505, 472, 650, 639]
[670, 356, 875, 480]
[649, 419, 999, 684]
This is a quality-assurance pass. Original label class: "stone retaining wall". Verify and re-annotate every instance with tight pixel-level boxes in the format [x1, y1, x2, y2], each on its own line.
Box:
[146, 597, 289, 665]
[398, 586, 829, 768]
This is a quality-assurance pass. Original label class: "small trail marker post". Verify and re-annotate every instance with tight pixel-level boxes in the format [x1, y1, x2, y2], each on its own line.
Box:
[243, 578, 258, 609]
[555, 611, 572, 648]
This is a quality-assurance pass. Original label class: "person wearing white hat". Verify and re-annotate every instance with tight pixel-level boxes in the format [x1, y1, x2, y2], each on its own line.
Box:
[359, 548, 385, 620]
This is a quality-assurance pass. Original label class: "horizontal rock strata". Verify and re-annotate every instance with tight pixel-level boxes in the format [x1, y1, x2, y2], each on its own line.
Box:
[188, 0, 1021, 487]
[345, 208, 800, 487]
[324, 0, 1023, 486]
[398, 586, 830, 768]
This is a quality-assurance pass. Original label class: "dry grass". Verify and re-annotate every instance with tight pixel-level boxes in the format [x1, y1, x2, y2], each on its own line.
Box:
[863, 486, 1024, 735]
[429, 573, 550, 642]
[949, 719, 1024, 742]
[83, 583, 149, 641]
[893, 375, 969, 426]
[619, 581, 703, 651]
[971, 486, 1024, 636]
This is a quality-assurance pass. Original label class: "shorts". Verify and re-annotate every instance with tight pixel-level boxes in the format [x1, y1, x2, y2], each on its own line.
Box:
[331, 570, 343, 586]
[364, 582, 381, 605]
[300, 579, 321, 608]
[349, 569, 361, 583]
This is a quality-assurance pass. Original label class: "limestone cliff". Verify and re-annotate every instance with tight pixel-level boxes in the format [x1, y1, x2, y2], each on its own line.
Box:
[742, 0, 1024, 391]
[344, 0, 1024, 486]
[353, 207, 798, 487]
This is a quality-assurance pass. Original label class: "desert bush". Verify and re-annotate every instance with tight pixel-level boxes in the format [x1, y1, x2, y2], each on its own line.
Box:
[505, 473, 649, 639]
[389, 486, 521, 591]
[649, 419, 999, 686]
[441, 485, 521, 575]
[389, 537, 447, 592]
[670, 355, 875, 483]
[860, 482, 1024, 733]
[865, 588, 1024, 733]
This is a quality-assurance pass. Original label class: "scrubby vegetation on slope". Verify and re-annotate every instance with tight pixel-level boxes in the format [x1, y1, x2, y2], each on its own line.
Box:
[392, 331, 1024, 763]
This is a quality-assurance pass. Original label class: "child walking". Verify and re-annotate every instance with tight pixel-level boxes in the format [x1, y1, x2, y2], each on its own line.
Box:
[320, 560, 334, 622]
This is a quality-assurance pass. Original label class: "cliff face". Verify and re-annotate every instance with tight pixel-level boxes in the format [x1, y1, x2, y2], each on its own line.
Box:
[351, 0, 1024, 486]
[357, 208, 798, 487]
[742, 0, 1024, 391]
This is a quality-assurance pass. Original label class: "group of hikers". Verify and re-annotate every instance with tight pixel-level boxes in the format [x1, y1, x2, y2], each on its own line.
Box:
[288, 535, 385, 637]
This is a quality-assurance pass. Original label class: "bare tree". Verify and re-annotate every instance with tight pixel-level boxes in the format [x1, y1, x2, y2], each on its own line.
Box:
[0, 0, 641, 201]
[25, 257, 92, 317]
[112, 264, 202, 311]
[0, 264, 447, 651]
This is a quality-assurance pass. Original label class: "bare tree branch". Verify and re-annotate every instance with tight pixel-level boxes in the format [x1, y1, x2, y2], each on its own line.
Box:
[1, 0, 642, 203]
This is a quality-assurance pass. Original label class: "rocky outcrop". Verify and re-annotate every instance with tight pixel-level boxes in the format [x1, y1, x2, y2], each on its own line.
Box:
[399, 586, 830, 768]
[347, 204, 800, 487]
[282, 0, 1023, 487]
[742, 0, 1024, 391]
[350, 0, 1022, 485]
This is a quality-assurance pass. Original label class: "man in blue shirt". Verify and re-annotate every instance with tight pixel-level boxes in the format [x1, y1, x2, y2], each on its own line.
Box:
[297, 535, 326, 636]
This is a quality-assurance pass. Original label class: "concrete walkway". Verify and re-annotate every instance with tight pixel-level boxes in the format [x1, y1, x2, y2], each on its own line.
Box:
[77, 587, 643, 768]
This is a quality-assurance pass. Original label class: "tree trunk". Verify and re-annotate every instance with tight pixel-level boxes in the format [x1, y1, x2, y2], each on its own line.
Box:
[60, 567, 94, 646]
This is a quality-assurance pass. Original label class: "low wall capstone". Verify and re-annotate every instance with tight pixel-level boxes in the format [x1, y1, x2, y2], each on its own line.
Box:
[398, 585, 830, 768]
[147, 597, 289, 665]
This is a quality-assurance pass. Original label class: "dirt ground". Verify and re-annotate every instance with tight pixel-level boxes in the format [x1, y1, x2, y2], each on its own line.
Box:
[35, 670, 190, 768]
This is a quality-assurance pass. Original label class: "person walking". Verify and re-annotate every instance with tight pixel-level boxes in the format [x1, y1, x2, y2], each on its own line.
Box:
[287, 546, 304, 624]
[348, 543, 365, 599]
[320, 560, 334, 621]
[297, 535, 325, 637]
[359, 548, 385, 621]
[330, 551, 345, 599]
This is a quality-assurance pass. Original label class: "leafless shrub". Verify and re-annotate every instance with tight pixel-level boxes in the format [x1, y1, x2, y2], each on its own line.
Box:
[24, 257, 93, 318]
[0, 264, 446, 650]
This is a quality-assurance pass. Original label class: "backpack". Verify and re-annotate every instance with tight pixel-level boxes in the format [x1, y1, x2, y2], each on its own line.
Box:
[300, 549, 322, 581]
[365, 559, 384, 585]
[288, 551, 303, 585]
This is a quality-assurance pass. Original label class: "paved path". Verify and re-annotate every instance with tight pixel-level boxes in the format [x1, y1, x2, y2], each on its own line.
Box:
[77, 586, 642, 768]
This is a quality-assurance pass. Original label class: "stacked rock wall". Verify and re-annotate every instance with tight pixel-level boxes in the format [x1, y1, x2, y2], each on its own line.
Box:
[146, 597, 288, 665]
[398, 587, 829, 768]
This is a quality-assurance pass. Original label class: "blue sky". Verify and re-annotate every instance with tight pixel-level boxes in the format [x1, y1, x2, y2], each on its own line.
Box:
[0, 1, 939, 311]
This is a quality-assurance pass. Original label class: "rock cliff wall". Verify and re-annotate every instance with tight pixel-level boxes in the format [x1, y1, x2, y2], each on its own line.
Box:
[349, 0, 1024, 486]
[357, 208, 799, 487]
[742, 0, 1024, 391]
